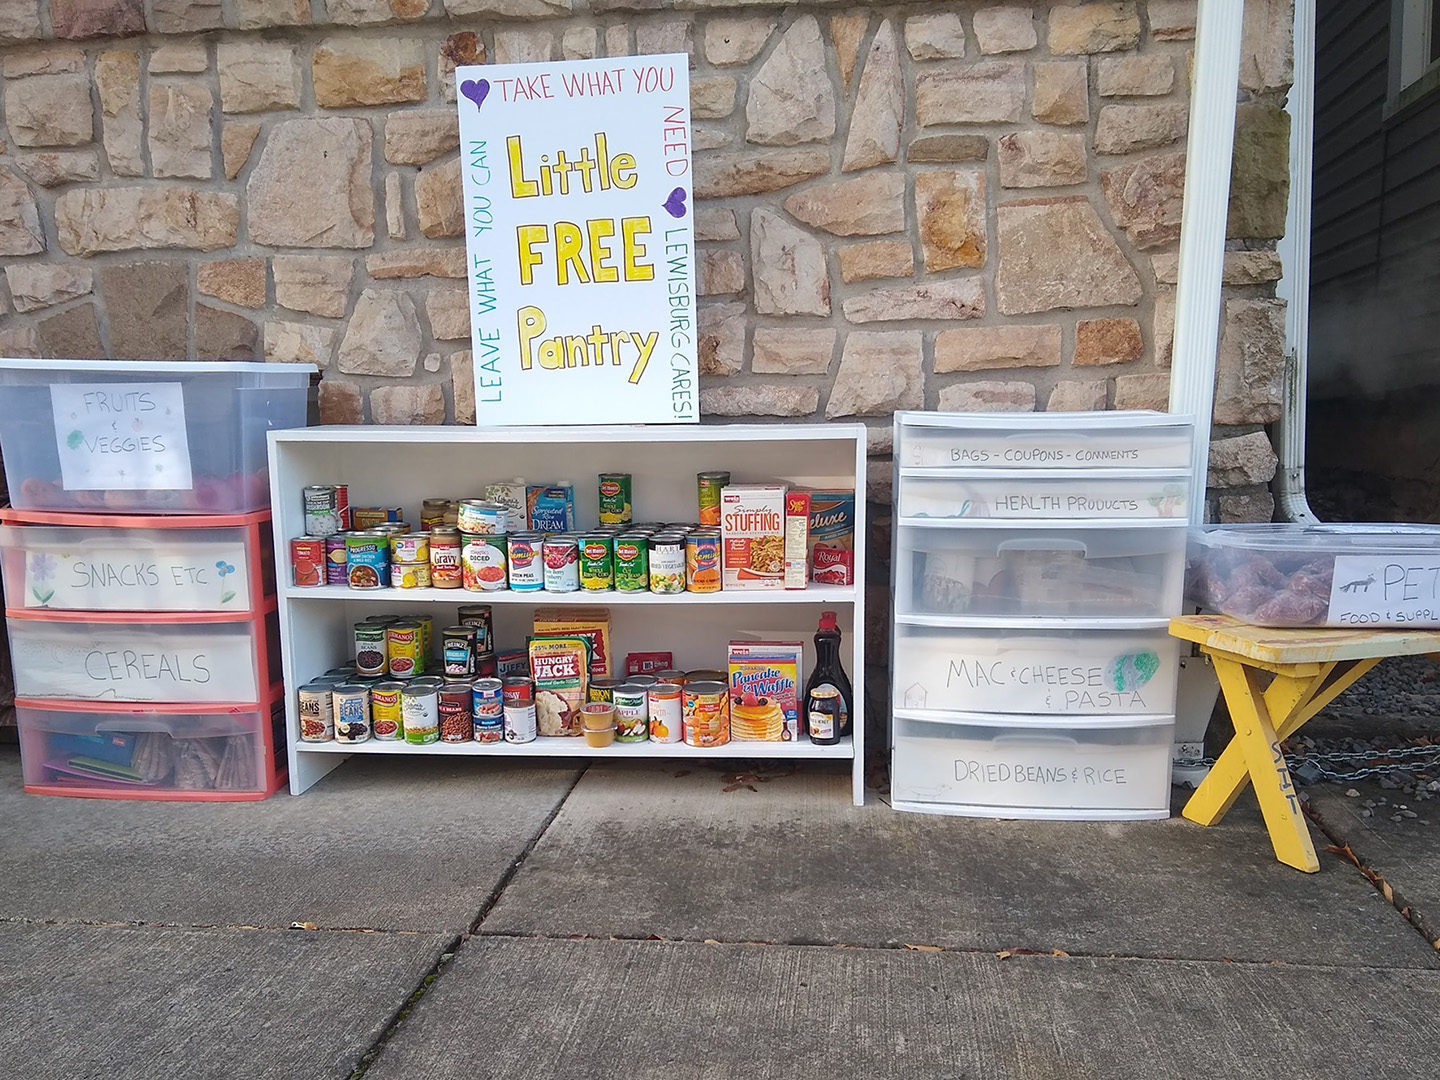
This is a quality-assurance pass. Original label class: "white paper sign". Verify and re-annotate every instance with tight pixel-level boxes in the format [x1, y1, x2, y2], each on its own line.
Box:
[51, 382, 193, 491]
[455, 55, 698, 425]
[1329, 555, 1440, 626]
[22, 538, 250, 611]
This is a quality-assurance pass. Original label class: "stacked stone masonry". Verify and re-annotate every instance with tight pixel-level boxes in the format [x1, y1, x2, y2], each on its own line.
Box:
[0, 0, 1292, 524]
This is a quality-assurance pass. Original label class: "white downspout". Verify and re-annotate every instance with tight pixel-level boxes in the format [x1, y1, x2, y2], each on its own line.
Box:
[1167, 0, 1247, 526]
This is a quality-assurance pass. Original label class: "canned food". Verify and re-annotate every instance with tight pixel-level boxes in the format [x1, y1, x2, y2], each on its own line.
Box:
[291, 536, 325, 587]
[371, 681, 404, 740]
[588, 677, 620, 704]
[683, 681, 729, 747]
[471, 677, 504, 743]
[648, 535, 686, 594]
[442, 625, 476, 678]
[386, 620, 425, 678]
[686, 531, 722, 593]
[298, 682, 335, 741]
[430, 527, 462, 589]
[686, 669, 727, 683]
[578, 534, 614, 591]
[508, 534, 544, 591]
[332, 683, 371, 743]
[354, 622, 388, 678]
[413, 613, 434, 663]
[598, 472, 633, 525]
[334, 484, 351, 532]
[654, 669, 687, 686]
[458, 499, 509, 535]
[613, 534, 649, 592]
[457, 605, 495, 654]
[325, 534, 349, 585]
[345, 531, 388, 590]
[402, 683, 439, 744]
[462, 533, 508, 591]
[503, 677, 538, 743]
[613, 684, 649, 743]
[421, 498, 452, 531]
[391, 532, 430, 564]
[475, 650, 498, 678]
[543, 536, 580, 592]
[303, 485, 340, 537]
[697, 472, 730, 527]
[439, 683, 473, 743]
[411, 675, 445, 690]
[629, 674, 658, 688]
[648, 682, 683, 743]
[391, 560, 432, 588]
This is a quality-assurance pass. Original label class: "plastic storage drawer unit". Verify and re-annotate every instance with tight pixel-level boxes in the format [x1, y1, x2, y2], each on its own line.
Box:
[0, 359, 313, 514]
[890, 711, 1176, 819]
[897, 412, 1194, 471]
[892, 623, 1180, 716]
[897, 470, 1190, 521]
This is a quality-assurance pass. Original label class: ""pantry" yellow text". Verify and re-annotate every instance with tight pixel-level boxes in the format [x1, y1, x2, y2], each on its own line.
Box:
[517, 305, 658, 386]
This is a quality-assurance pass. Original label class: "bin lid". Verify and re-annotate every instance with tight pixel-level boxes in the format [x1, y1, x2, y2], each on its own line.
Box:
[0, 358, 318, 375]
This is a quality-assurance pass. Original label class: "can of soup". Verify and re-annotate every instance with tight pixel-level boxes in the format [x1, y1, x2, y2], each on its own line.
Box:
[402, 683, 439, 744]
[303, 485, 340, 537]
[472, 677, 504, 743]
[325, 534, 349, 585]
[298, 682, 335, 741]
[291, 536, 325, 588]
[370, 681, 404, 740]
[345, 531, 388, 590]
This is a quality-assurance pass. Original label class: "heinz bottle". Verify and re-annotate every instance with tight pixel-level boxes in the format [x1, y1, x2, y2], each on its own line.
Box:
[803, 611, 853, 742]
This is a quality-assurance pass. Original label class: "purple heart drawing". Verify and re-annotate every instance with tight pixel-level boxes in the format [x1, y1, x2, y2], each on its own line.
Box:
[662, 187, 688, 219]
[460, 78, 490, 112]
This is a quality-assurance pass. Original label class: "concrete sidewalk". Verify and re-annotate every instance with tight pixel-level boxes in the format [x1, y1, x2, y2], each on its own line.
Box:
[2, 748, 1437, 1079]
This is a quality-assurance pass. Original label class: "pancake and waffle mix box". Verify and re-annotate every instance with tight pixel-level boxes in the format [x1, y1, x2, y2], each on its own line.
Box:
[727, 640, 803, 741]
[721, 484, 786, 590]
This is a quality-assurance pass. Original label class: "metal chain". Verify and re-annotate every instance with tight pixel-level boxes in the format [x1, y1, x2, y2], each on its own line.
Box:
[1285, 743, 1440, 784]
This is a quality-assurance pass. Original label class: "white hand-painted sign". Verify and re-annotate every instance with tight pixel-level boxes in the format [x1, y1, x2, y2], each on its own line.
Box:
[51, 382, 192, 491]
[1329, 555, 1440, 626]
[20, 537, 250, 611]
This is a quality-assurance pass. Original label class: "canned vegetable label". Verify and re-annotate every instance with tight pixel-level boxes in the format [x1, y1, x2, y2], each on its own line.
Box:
[578, 534, 614, 591]
[402, 686, 439, 744]
[648, 537, 686, 594]
[613, 537, 648, 592]
[598, 473, 633, 525]
[508, 535, 544, 591]
[463, 534, 508, 591]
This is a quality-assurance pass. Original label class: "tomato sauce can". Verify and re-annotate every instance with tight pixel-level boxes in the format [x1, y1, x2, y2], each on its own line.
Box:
[697, 472, 730, 527]
[613, 534, 649, 592]
[471, 677, 505, 742]
[332, 683, 371, 743]
[345, 531, 388, 590]
[598, 472, 633, 525]
[462, 533, 508, 591]
[578, 534, 614, 591]
[543, 536, 580, 592]
[354, 622, 388, 678]
[386, 620, 425, 678]
[291, 536, 325, 587]
[402, 684, 439, 744]
[298, 682, 334, 741]
[683, 681, 730, 747]
[686, 530, 722, 593]
[438, 683, 473, 743]
[442, 625, 476, 678]
[508, 534, 544, 591]
[502, 677, 537, 743]
[429, 527, 462, 589]
[370, 681, 404, 740]
[648, 682, 683, 743]
[457, 604, 494, 654]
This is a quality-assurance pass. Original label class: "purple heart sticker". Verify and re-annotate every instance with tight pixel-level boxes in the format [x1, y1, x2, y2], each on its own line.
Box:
[662, 187, 688, 219]
[460, 78, 490, 112]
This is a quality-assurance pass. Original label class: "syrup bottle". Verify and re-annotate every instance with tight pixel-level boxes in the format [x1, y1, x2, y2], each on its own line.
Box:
[803, 611, 853, 743]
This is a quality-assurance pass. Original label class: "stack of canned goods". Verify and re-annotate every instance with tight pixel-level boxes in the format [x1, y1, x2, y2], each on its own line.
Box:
[584, 670, 732, 747]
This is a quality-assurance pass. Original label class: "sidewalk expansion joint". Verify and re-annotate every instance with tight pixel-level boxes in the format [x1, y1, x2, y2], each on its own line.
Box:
[0, 915, 440, 935]
[347, 934, 464, 1080]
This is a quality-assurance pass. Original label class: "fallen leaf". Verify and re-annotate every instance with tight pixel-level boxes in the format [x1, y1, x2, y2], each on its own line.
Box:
[995, 950, 1013, 960]
[904, 943, 944, 952]
[289, 921, 318, 931]
[1051, 948, 1070, 957]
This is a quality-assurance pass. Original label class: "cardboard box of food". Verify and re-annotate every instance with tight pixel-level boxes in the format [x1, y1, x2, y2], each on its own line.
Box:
[727, 639, 803, 741]
[532, 606, 613, 678]
[721, 484, 786, 590]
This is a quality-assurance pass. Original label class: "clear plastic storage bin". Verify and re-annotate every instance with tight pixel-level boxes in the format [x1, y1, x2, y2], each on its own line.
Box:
[890, 711, 1175, 818]
[892, 623, 1180, 715]
[0, 360, 313, 514]
[897, 469, 1190, 520]
[895, 520, 1188, 620]
[897, 411, 1193, 471]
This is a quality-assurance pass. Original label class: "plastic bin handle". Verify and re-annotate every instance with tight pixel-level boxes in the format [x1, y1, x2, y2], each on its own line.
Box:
[991, 734, 1080, 748]
[996, 538, 1087, 554]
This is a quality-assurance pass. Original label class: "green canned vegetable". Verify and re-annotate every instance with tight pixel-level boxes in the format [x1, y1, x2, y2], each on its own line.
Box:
[578, 533, 614, 591]
[613, 533, 649, 592]
[597, 473, 633, 525]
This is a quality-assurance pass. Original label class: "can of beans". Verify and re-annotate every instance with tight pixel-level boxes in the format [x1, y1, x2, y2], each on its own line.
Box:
[324, 534, 349, 585]
[508, 534, 544, 591]
[386, 620, 425, 678]
[430, 527, 462, 589]
[683, 681, 730, 747]
[298, 682, 335, 741]
[457, 604, 493, 654]
[697, 472, 730, 527]
[345, 531, 388, 590]
[613, 534, 649, 592]
[458, 500, 508, 535]
[370, 681, 404, 740]
[648, 682, 683, 743]
[438, 683, 473, 743]
[542, 536, 580, 592]
[685, 530, 722, 593]
[354, 622, 388, 678]
[442, 625, 476, 677]
[578, 534, 614, 591]
[597, 473, 633, 525]
[462, 533, 508, 591]
[402, 683, 439, 744]
[391, 560, 431, 589]
[291, 536, 325, 587]
[502, 677, 537, 743]
[332, 682, 371, 743]
[391, 532, 430, 564]
[648, 535, 686, 594]
[613, 683, 649, 742]
[303, 485, 340, 537]
[471, 677, 504, 743]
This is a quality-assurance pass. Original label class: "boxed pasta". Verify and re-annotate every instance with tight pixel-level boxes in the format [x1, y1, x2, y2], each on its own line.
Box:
[721, 483, 786, 590]
[532, 606, 613, 678]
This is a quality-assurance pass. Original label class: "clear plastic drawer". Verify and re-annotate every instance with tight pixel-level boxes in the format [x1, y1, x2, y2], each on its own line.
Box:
[897, 470, 1190, 520]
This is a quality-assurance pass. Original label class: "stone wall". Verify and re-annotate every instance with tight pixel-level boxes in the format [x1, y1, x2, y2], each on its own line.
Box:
[0, 0, 1292, 517]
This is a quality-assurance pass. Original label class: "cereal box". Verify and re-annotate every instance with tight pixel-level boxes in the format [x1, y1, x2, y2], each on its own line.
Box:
[727, 640, 803, 741]
[532, 606, 612, 679]
[528, 636, 590, 736]
[784, 490, 811, 590]
[721, 484, 786, 590]
[808, 489, 855, 586]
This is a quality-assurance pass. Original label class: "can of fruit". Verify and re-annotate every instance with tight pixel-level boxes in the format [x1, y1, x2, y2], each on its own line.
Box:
[332, 682, 371, 743]
[683, 681, 730, 747]
[438, 683, 473, 743]
[508, 534, 544, 591]
[648, 535, 686, 594]
[613, 534, 649, 592]
[391, 560, 431, 589]
[462, 533, 508, 591]
[458, 499, 508, 535]
[429, 527, 462, 589]
[613, 684, 649, 742]
[386, 620, 425, 678]
[354, 622, 388, 678]
[578, 534, 613, 591]
[502, 677, 537, 743]
[298, 682, 335, 741]
[542, 536, 580, 592]
[402, 683, 439, 744]
[390, 532, 430, 564]
[588, 677, 620, 704]
[324, 534, 349, 585]
[597, 473, 633, 525]
[648, 682, 683, 744]
[654, 669, 687, 686]
[291, 536, 325, 587]
[685, 530, 722, 593]
[471, 677, 504, 743]
[442, 625, 476, 677]
[457, 604, 494, 655]
[345, 531, 388, 590]
[697, 472, 730, 527]
[303, 485, 340, 537]
[370, 681, 404, 740]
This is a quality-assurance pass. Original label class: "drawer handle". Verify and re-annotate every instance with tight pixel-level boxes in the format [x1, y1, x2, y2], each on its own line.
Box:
[991, 734, 1081, 748]
[996, 538, 1087, 554]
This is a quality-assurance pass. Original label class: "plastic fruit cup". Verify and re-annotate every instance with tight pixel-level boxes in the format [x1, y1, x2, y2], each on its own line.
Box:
[582, 703, 616, 748]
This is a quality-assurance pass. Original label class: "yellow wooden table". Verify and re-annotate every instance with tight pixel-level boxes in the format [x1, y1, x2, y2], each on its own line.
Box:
[1170, 614, 1440, 872]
